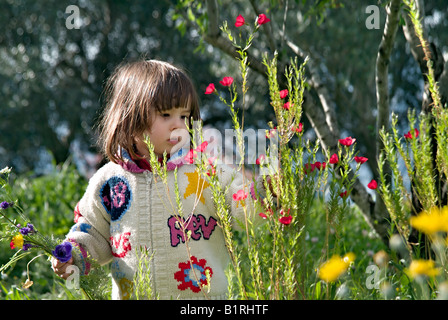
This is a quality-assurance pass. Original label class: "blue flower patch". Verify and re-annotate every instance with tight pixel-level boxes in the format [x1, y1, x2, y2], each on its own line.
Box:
[100, 176, 132, 221]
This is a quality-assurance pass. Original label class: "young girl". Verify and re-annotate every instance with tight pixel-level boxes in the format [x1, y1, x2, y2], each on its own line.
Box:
[52, 59, 264, 299]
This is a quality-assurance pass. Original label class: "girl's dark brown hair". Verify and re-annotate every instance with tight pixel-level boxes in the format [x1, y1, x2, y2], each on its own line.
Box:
[98, 59, 201, 163]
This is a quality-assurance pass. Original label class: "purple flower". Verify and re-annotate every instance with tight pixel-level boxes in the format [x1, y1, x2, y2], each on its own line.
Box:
[20, 227, 31, 235]
[52, 242, 73, 263]
[0, 201, 13, 209]
[19, 224, 35, 236]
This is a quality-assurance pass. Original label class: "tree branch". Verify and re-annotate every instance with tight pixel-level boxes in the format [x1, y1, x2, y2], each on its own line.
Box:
[375, 0, 401, 153]
[372, 0, 402, 244]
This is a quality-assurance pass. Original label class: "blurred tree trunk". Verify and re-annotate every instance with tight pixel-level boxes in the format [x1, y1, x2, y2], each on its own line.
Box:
[373, 0, 402, 242]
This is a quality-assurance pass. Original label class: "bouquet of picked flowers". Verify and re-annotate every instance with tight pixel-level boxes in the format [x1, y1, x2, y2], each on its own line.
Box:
[0, 166, 110, 299]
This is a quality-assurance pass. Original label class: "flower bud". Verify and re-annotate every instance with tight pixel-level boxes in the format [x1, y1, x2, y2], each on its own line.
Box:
[389, 234, 406, 253]
[373, 250, 389, 268]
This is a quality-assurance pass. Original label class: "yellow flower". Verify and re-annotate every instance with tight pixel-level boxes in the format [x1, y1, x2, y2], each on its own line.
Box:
[410, 206, 448, 235]
[407, 259, 440, 279]
[318, 253, 355, 283]
[11, 234, 24, 249]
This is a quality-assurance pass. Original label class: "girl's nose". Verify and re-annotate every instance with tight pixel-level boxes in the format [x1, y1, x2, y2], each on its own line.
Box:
[171, 117, 185, 131]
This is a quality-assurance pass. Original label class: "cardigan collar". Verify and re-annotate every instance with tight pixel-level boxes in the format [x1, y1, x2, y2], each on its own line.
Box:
[117, 147, 187, 173]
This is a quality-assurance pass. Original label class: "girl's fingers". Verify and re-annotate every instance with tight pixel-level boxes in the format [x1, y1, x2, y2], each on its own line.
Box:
[51, 257, 74, 279]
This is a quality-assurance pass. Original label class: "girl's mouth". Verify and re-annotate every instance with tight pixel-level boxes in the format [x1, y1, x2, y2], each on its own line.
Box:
[168, 137, 180, 145]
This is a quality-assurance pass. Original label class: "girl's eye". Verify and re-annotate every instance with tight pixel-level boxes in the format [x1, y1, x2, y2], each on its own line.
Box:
[161, 113, 170, 118]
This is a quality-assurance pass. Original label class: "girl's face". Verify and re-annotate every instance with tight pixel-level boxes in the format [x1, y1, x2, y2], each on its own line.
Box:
[135, 106, 191, 158]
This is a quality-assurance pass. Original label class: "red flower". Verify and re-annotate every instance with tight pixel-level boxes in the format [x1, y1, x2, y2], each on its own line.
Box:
[206, 167, 216, 177]
[367, 179, 378, 190]
[292, 123, 303, 133]
[195, 141, 208, 153]
[259, 212, 268, 219]
[207, 156, 217, 166]
[219, 76, 234, 87]
[404, 128, 419, 139]
[256, 154, 266, 165]
[257, 13, 271, 25]
[279, 210, 292, 225]
[283, 101, 292, 110]
[235, 15, 245, 27]
[205, 83, 216, 94]
[279, 89, 288, 99]
[266, 128, 276, 139]
[304, 163, 315, 174]
[314, 162, 326, 170]
[329, 153, 339, 164]
[184, 149, 197, 164]
[339, 191, 348, 198]
[206, 156, 217, 177]
[233, 189, 248, 202]
[354, 156, 368, 164]
[339, 137, 356, 146]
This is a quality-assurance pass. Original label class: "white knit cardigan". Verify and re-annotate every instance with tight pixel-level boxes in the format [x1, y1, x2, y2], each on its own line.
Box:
[66, 149, 263, 299]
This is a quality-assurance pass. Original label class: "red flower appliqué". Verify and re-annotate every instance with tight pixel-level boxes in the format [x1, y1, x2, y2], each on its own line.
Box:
[174, 256, 213, 293]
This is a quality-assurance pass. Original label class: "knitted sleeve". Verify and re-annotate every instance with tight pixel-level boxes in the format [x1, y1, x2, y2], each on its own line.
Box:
[65, 167, 113, 274]
[217, 165, 266, 231]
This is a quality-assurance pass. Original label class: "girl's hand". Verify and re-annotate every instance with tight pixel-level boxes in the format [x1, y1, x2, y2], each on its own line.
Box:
[51, 257, 74, 280]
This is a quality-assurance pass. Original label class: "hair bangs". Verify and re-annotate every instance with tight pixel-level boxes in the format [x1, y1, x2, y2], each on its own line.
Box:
[152, 67, 200, 118]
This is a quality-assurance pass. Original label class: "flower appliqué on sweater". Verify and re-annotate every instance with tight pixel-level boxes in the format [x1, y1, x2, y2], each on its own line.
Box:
[100, 176, 132, 221]
[174, 256, 213, 293]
